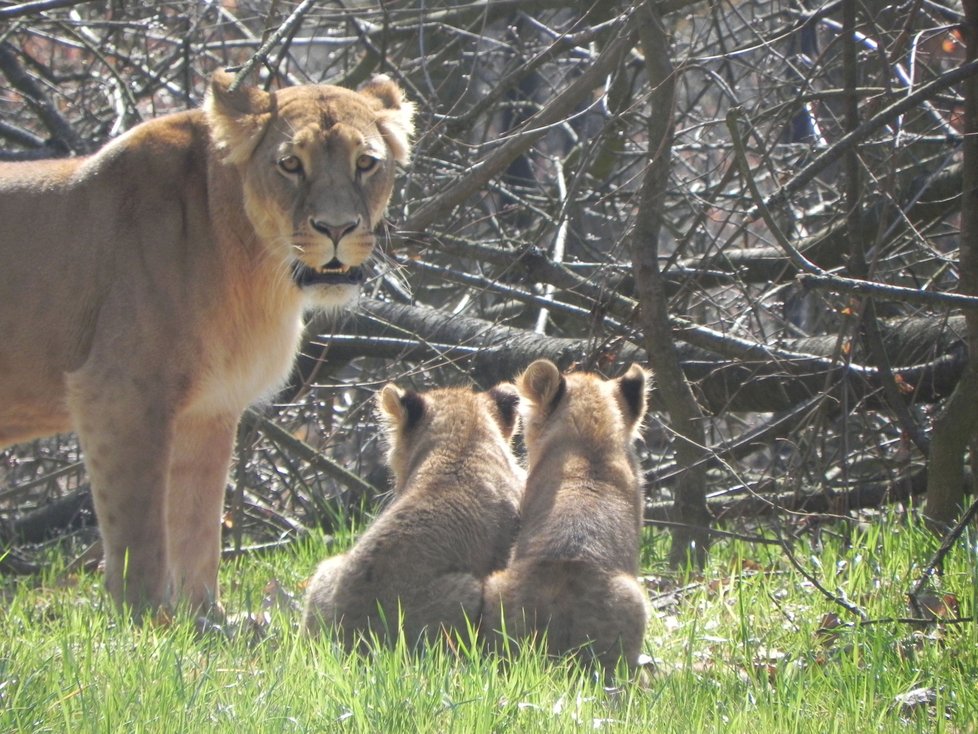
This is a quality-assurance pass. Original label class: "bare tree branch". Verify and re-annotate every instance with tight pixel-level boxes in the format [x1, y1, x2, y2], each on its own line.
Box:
[754, 58, 978, 219]
[226, 0, 318, 90]
[0, 0, 93, 20]
[798, 272, 978, 311]
[0, 42, 86, 154]
[403, 10, 639, 233]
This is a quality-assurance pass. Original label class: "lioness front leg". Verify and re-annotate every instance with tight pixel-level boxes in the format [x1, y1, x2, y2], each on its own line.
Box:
[165, 413, 237, 614]
[68, 383, 173, 614]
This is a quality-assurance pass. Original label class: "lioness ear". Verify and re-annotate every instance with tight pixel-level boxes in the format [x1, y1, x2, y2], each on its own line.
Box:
[517, 360, 564, 412]
[378, 383, 425, 432]
[487, 384, 520, 439]
[617, 363, 650, 429]
[359, 75, 415, 165]
[206, 69, 274, 165]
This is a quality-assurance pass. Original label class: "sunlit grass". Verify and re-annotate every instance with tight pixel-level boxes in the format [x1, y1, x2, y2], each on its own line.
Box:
[1, 510, 976, 732]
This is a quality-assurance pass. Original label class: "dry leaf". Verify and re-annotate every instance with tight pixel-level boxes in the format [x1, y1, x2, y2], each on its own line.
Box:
[893, 374, 914, 394]
[815, 612, 844, 647]
[913, 593, 959, 620]
[262, 578, 298, 611]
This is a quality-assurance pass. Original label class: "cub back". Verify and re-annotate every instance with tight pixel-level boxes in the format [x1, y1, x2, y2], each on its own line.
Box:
[515, 359, 648, 570]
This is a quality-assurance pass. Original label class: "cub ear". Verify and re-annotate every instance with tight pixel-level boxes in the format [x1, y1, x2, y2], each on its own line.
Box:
[378, 383, 425, 432]
[517, 359, 564, 411]
[617, 363, 650, 428]
[206, 69, 274, 165]
[487, 383, 520, 439]
[359, 75, 415, 165]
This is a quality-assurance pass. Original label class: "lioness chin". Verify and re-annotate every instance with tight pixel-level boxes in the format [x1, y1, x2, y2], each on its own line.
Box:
[482, 359, 652, 678]
[0, 70, 414, 615]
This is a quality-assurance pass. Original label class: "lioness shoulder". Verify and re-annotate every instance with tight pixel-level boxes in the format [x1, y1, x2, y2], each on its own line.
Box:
[0, 70, 413, 614]
[303, 382, 524, 650]
[482, 359, 651, 676]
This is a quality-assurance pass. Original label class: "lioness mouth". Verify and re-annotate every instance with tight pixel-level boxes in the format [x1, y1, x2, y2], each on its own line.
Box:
[291, 259, 365, 288]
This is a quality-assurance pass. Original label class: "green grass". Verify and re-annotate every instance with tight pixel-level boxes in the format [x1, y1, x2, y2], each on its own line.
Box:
[2, 513, 977, 733]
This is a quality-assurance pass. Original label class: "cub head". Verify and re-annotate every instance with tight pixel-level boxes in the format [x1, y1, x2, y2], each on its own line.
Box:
[206, 70, 415, 309]
[516, 359, 649, 465]
[377, 383, 520, 492]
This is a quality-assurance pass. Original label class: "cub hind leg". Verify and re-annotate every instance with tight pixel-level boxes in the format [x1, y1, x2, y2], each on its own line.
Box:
[577, 572, 650, 675]
[482, 562, 650, 675]
[402, 571, 483, 649]
[304, 566, 483, 651]
[303, 554, 349, 638]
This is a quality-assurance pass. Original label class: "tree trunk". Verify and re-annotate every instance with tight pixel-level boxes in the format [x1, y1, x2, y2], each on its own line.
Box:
[631, 4, 711, 567]
[925, 0, 978, 531]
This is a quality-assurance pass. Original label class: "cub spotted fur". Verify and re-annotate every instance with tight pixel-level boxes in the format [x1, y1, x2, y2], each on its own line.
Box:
[303, 383, 524, 650]
[482, 359, 651, 675]
[0, 70, 413, 614]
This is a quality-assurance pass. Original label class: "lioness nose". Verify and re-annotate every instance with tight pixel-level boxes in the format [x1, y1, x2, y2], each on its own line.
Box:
[311, 217, 361, 245]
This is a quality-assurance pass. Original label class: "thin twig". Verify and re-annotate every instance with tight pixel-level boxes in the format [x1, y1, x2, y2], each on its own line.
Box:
[0, 118, 45, 148]
[222, 536, 303, 559]
[908, 495, 978, 614]
[644, 519, 783, 546]
[0, 42, 86, 153]
[726, 106, 823, 275]
[719, 110, 978, 313]
[753, 57, 978, 219]
[779, 538, 870, 622]
[241, 408, 379, 498]
[403, 11, 639, 233]
[225, 0, 317, 91]
[397, 256, 632, 333]
[826, 614, 974, 630]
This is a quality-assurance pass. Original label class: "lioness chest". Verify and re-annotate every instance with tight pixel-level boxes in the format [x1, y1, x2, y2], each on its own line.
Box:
[186, 279, 307, 418]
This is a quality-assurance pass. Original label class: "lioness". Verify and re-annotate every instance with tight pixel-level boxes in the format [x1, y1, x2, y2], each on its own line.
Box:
[482, 359, 651, 677]
[303, 383, 524, 650]
[0, 70, 414, 614]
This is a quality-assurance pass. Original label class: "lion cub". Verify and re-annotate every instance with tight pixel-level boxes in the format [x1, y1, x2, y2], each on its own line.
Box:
[303, 383, 524, 650]
[482, 359, 651, 676]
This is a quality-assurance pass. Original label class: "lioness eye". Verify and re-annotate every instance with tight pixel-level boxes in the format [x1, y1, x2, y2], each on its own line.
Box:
[278, 155, 303, 175]
[356, 154, 378, 173]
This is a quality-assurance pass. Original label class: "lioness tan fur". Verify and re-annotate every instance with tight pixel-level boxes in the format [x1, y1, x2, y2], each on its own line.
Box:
[303, 384, 524, 650]
[482, 359, 651, 675]
[0, 70, 414, 614]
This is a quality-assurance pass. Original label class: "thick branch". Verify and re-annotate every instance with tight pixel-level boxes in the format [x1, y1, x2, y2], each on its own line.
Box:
[0, 0, 93, 20]
[308, 300, 967, 413]
[646, 464, 933, 521]
[799, 272, 978, 311]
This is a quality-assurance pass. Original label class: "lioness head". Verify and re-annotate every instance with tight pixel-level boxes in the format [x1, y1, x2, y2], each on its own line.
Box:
[206, 70, 414, 308]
